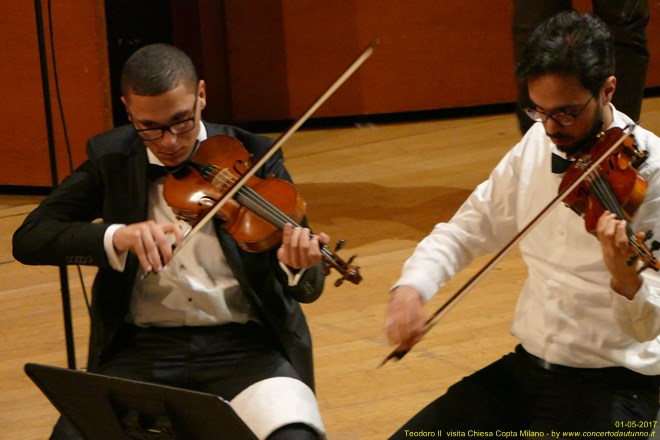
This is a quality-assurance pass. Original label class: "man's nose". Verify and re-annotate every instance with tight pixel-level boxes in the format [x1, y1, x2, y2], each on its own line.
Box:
[156, 129, 179, 147]
[543, 117, 565, 133]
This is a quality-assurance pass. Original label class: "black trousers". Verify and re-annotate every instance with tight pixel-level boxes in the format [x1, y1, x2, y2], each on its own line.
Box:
[50, 322, 317, 440]
[95, 322, 300, 399]
[513, 0, 650, 133]
[389, 345, 659, 439]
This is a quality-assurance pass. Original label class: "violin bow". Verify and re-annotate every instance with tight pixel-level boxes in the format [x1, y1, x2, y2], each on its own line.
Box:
[173, 41, 378, 256]
[380, 124, 637, 367]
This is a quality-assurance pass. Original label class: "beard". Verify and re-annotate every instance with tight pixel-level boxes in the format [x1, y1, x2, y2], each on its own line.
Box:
[550, 106, 605, 156]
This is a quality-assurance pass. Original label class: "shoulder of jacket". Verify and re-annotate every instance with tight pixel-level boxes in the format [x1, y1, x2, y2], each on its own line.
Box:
[204, 122, 274, 154]
[87, 125, 139, 159]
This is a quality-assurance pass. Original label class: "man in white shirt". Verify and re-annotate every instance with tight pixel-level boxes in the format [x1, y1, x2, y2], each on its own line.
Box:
[385, 11, 660, 438]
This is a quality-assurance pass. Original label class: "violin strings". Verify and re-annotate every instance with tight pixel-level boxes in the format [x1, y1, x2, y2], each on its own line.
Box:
[590, 173, 640, 245]
[588, 171, 650, 259]
[203, 164, 339, 264]
[205, 164, 296, 226]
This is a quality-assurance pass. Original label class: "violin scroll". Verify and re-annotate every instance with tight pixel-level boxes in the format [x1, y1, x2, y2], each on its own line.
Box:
[627, 230, 660, 272]
[320, 239, 362, 286]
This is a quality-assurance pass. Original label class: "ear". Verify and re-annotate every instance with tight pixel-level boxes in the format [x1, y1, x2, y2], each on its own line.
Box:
[120, 96, 132, 121]
[602, 76, 616, 104]
[198, 80, 207, 111]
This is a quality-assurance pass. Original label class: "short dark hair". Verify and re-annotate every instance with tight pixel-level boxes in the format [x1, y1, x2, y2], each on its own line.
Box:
[515, 11, 615, 97]
[120, 43, 198, 96]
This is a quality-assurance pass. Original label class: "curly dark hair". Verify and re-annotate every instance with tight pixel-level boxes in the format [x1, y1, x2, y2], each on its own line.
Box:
[516, 11, 615, 97]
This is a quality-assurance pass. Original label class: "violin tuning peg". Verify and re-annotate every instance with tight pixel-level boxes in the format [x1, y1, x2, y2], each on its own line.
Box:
[334, 239, 346, 252]
[645, 230, 654, 241]
[347, 254, 357, 265]
[652, 240, 660, 252]
[334, 277, 345, 287]
[638, 262, 658, 274]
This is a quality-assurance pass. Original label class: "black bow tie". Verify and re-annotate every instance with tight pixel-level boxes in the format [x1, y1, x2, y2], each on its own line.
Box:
[147, 164, 169, 182]
[551, 153, 574, 174]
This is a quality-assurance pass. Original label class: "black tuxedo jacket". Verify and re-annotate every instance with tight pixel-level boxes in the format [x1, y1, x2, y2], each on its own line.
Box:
[13, 122, 325, 389]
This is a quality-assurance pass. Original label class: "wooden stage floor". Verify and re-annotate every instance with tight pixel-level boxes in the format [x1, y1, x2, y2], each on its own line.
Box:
[2, 97, 660, 439]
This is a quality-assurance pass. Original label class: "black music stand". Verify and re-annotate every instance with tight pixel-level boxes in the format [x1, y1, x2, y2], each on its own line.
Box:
[25, 363, 258, 440]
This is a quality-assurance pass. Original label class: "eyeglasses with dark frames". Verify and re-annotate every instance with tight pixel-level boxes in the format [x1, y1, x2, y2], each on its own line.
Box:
[131, 90, 199, 141]
[524, 96, 593, 127]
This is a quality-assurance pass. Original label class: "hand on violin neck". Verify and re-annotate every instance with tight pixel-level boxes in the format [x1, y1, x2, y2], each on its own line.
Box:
[595, 211, 643, 300]
[112, 220, 184, 273]
[277, 223, 330, 270]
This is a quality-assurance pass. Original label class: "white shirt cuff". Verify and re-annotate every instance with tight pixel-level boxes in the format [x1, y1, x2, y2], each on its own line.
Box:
[104, 224, 128, 271]
[610, 283, 648, 316]
[278, 261, 306, 286]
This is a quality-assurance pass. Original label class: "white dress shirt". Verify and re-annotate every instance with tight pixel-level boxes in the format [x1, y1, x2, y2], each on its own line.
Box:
[130, 143, 256, 326]
[395, 105, 660, 374]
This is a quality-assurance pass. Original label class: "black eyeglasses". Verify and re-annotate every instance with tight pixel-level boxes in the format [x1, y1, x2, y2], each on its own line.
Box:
[524, 96, 593, 127]
[132, 91, 199, 141]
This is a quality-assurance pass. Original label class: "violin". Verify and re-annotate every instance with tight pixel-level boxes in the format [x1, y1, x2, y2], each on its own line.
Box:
[163, 135, 363, 286]
[559, 126, 660, 271]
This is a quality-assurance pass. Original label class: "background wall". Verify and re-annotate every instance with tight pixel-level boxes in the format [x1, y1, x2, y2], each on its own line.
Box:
[2, 0, 659, 187]
[173, 0, 660, 125]
[0, 1, 111, 188]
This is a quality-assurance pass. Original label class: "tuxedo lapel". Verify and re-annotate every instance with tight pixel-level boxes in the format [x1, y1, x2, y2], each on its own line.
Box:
[124, 139, 151, 284]
[127, 138, 150, 223]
